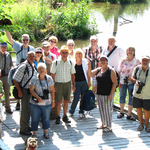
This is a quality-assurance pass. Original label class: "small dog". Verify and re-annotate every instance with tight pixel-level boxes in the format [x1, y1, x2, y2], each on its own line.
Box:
[24, 137, 38, 150]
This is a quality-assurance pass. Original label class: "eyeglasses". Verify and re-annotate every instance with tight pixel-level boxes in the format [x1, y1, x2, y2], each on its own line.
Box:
[23, 39, 29, 41]
[68, 45, 74, 46]
[62, 52, 68, 54]
[50, 40, 56, 43]
[76, 53, 81, 54]
[38, 68, 45, 70]
[36, 52, 42, 54]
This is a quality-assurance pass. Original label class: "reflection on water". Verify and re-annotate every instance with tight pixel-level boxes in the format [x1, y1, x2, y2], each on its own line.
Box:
[32, 1, 150, 58]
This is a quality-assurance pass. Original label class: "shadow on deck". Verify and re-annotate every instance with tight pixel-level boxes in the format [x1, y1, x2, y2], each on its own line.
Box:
[1, 102, 150, 150]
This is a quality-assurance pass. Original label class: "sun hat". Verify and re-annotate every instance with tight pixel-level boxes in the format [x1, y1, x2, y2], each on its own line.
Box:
[141, 55, 150, 60]
[58, 45, 71, 53]
[48, 36, 58, 43]
[42, 41, 50, 47]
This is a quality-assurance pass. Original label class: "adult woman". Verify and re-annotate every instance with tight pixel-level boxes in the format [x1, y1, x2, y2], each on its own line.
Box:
[69, 48, 91, 118]
[48, 36, 60, 59]
[117, 47, 141, 120]
[30, 63, 55, 139]
[67, 39, 75, 59]
[88, 55, 117, 132]
[34, 47, 45, 68]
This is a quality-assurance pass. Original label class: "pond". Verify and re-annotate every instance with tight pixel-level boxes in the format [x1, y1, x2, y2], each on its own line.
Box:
[32, 1, 150, 59]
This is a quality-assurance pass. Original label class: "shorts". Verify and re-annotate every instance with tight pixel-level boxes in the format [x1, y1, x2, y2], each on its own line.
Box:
[133, 97, 150, 111]
[55, 81, 71, 102]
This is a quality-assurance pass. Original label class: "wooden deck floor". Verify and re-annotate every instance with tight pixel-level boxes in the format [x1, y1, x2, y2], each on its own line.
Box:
[1, 101, 150, 150]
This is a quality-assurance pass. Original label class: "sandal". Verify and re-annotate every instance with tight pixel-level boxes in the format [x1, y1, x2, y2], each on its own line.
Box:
[97, 125, 105, 129]
[126, 115, 136, 121]
[103, 127, 112, 132]
[137, 124, 144, 131]
[44, 132, 49, 139]
[145, 125, 150, 132]
[117, 113, 124, 118]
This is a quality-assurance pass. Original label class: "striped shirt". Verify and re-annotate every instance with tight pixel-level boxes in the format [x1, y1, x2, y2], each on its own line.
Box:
[13, 60, 37, 89]
[51, 59, 75, 83]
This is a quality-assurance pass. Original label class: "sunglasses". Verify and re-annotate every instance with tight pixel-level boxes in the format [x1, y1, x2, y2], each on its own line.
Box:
[23, 39, 29, 41]
[62, 52, 68, 54]
[68, 45, 74, 46]
[36, 52, 42, 54]
[50, 40, 56, 43]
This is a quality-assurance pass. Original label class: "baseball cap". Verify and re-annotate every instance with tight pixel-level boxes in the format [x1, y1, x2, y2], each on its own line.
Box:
[42, 41, 50, 47]
[0, 42, 7, 46]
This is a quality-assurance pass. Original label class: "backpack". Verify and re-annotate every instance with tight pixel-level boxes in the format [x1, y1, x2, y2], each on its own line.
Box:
[80, 90, 95, 111]
[8, 63, 29, 86]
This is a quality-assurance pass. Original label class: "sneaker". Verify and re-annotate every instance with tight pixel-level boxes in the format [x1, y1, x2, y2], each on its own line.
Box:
[16, 102, 20, 110]
[69, 113, 73, 117]
[79, 113, 85, 119]
[6, 109, 13, 114]
[62, 115, 71, 123]
[55, 116, 60, 124]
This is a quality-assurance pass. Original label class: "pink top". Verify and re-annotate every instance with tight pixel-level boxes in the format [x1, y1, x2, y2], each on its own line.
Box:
[50, 46, 60, 59]
[118, 57, 141, 84]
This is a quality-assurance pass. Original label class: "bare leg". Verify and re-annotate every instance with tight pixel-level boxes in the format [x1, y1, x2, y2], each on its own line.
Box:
[128, 105, 133, 116]
[63, 99, 69, 116]
[137, 107, 143, 124]
[120, 103, 125, 113]
[57, 101, 62, 116]
[144, 109, 150, 126]
[92, 86, 97, 95]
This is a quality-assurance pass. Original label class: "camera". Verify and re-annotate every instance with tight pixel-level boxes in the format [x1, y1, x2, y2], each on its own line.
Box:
[1, 69, 5, 76]
[124, 76, 129, 84]
[136, 81, 145, 94]
[41, 89, 50, 99]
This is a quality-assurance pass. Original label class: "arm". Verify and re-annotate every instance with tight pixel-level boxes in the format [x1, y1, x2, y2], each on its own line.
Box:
[49, 85, 55, 108]
[5, 31, 14, 45]
[13, 79, 23, 98]
[87, 59, 99, 77]
[30, 85, 43, 103]
[71, 74, 75, 93]
[109, 69, 117, 100]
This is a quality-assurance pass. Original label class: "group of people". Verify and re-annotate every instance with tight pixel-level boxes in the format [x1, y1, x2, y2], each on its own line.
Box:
[0, 31, 150, 140]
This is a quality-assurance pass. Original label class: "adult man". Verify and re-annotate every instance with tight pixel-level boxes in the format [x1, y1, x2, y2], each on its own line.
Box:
[0, 42, 13, 114]
[42, 41, 56, 76]
[84, 35, 103, 94]
[51, 45, 75, 124]
[6, 30, 35, 110]
[132, 55, 150, 132]
[13, 51, 37, 135]
[102, 36, 126, 70]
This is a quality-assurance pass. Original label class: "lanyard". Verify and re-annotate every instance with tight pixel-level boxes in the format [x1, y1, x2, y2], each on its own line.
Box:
[39, 75, 49, 93]
[138, 69, 149, 84]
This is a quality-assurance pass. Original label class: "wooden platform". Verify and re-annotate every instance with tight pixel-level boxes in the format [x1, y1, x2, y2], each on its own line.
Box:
[1, 102, 150, 150]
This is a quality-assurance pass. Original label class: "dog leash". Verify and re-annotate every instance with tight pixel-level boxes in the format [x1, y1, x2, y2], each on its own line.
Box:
[1, 120, 26, 140]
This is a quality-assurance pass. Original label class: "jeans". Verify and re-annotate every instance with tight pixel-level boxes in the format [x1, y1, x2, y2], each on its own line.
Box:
[119, 83, 134, 105]
[30, 103, 52, 131]
[69, 80, 88, 114]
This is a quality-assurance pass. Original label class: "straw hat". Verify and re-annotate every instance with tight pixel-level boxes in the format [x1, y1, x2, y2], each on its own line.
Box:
[58, 45, 71, 53]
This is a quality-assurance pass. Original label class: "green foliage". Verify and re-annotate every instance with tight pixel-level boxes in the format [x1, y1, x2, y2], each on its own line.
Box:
[50, 0, 98, 40]
[6, 0, 50, 41]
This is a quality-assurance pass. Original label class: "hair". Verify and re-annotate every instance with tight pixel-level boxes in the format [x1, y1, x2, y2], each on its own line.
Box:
[35, 47, 44, 62]
[126, 47, 135, 57]
[22, 34, 29, 39]
[28, 51, 35, 56]
[48, 36, 58, 43]
[67, 39, 75, 46]
[74, 48, 84, 59]
[108, 36, 116, 41]
[37, 62, 46, 70]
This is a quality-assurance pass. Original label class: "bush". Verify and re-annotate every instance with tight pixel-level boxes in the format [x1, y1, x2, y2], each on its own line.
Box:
[7, 0, 50, 41]
[50, 0, 98, 40]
